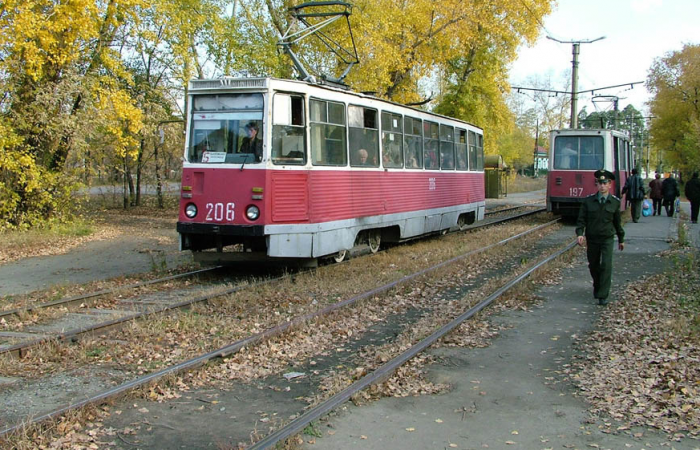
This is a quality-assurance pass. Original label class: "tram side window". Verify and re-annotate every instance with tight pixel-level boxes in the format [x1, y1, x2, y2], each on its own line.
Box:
[349, 106, 379, 167]
[628, 141, 634, 169]
[424, 121, 439, 169]
[272, 94, 305, 165]
[468, 131, 477, 170]
[455, 129, 468, 170]
[617, 138, 628, 170]
[310, 99, 347, 166]
[476, 133, 484, 170]
[404, 117, 423, 169]
[381, 111, 403, 168]
[440, 125, 455, 170]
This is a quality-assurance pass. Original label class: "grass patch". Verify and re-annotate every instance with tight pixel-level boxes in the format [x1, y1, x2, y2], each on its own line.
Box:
[1, 217, 95, 249]
[508, 174, 546, 193]
[302, 422, 323, 438]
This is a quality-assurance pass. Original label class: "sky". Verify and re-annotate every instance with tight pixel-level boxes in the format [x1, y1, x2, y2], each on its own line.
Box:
[508, 0, 700, 118]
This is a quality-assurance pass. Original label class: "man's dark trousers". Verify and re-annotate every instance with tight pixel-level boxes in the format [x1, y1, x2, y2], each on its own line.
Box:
[630, 199, 642, 222]
[586, 238, 614, 300]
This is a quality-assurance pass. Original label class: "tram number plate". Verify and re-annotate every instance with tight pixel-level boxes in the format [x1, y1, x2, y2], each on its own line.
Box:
[569, 187, 584, 197]
[428, 177, 436, 191]
[206, 202, 235, 221]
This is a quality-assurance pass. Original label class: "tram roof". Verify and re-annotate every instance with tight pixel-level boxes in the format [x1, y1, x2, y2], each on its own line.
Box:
[188, 76, 483, 132]
[550, 128, 630, 139]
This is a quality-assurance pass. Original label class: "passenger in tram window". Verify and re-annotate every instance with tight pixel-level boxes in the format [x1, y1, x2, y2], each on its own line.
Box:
[408, 155, 420, 168]
[355, 148, 370, 166]
[382, 142, 402, 168]
[424, 141, 439, 169]
[240, 122, 263, 162]
[559, 142, 577, 169]
[456, 151, 467, 169]
[441, 151, 454, 169]
[382, 151, 392, 166]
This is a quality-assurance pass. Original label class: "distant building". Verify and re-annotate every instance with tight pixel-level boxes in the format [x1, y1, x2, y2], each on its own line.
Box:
[534, 146, 549, 171]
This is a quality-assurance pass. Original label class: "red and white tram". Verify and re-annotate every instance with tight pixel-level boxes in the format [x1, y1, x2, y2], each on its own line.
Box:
[177, 77, 485, 264]
[546, 128, 633, 217]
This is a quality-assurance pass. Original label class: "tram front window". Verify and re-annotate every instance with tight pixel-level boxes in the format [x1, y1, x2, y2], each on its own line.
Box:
[553, 136, 603, 170]
[188, 93, 264, 164]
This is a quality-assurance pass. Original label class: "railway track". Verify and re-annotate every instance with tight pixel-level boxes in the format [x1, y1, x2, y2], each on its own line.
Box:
[0, 213, 564, 442]
[0, 266, 222, 321]
[250, 239, 577, 450]
[0, 207, 546, 359]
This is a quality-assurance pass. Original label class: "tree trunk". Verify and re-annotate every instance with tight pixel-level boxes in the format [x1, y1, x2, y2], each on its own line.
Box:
[155, 135, 163, 209]
[122, 157, 129, 210]
[135, 139, 144, 207]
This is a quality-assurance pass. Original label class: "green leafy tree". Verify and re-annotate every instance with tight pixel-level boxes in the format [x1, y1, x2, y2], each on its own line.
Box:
[648, 44, 700, 174]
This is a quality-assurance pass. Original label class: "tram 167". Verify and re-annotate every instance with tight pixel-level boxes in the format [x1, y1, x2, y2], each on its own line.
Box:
[546, 128, 633, 218]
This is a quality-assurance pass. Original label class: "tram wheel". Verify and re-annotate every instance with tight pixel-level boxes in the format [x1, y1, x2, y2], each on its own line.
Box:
[368, 231, 381, 254]
[333, 250, 348, 263]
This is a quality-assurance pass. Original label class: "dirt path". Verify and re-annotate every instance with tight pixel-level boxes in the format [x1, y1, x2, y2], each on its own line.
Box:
[0, 213, 192, 298]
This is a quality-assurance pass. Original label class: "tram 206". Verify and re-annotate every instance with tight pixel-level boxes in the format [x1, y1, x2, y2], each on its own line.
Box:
[177, 77, 486, 265]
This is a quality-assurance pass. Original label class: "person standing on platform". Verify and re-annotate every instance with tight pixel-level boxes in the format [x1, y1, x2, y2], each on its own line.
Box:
[685, 172, 700, 224]
[576, 170, 625, 306]
[622, 168, 645, 222]
[662, 174, 680, 217]
[649, 173, 663, 216]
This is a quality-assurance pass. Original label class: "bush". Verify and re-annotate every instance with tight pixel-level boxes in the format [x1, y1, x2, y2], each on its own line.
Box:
[0, 147, 83, 230]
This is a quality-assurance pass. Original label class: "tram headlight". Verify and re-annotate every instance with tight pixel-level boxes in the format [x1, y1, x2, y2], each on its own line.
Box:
[246, 205, 260, 221]
[185, 203, 198, 218]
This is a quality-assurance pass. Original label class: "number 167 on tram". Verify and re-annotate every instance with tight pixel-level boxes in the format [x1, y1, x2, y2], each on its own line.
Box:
[546, 128, 633, 217]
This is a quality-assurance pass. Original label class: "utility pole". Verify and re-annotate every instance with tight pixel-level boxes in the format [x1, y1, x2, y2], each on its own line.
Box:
[547, 35, 605, 129]
[533, 118, 539, 177]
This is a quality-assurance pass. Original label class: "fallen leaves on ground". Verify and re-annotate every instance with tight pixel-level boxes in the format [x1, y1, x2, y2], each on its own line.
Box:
[572, 254, 700, 436]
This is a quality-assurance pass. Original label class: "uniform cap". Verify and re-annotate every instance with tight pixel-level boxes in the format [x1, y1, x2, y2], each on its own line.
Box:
[594, 169, 615, 183]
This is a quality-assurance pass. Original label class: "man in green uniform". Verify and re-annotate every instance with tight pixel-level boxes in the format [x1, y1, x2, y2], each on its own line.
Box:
[575, 169, 625, 305]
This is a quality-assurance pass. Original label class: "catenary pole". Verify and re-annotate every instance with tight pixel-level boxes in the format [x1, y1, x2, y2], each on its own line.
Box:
[547, 35, 605, 129]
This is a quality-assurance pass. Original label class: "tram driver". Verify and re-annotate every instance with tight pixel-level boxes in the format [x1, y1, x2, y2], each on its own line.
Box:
[240, 122, 263, 162]
[558, 142, 577, 169]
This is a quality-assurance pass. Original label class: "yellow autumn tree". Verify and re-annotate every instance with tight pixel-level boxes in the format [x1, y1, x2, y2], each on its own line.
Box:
[254, 0, 552, 156]
[0, 0, 147, 227]
[648, 44, 700, 174]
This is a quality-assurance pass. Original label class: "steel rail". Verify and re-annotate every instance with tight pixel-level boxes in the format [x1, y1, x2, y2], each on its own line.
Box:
[249, 238, 578, 450]
[0, 266, 222, 320]
[0, 272, 284, 358]
[0, 218, 560, 437]
[1, 209, 546, 357]
[485, 204, 545, 216]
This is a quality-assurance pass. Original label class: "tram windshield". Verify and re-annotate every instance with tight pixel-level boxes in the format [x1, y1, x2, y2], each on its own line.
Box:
[553, 136, 604, 170]
[188, 94, 264, 164]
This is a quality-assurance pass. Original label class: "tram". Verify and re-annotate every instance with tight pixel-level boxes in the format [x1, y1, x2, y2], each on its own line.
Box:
[176, 77, 486, 265]
[546, 128, 633, 217]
